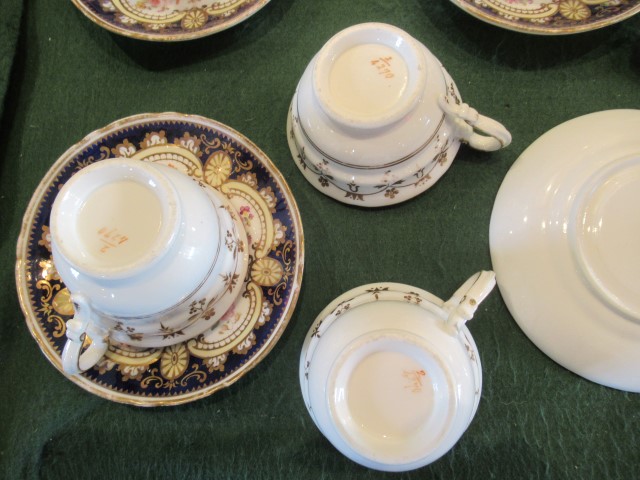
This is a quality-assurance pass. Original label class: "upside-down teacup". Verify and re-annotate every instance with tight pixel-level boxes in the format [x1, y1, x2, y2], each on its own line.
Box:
[300, 271, 496, 471]
[50, 158, 248, 374]
[287, 23, 512, 207]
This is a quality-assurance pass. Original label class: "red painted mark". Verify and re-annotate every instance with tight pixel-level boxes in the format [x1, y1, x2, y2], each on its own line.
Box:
[97, 227, 129, 253]
[403, 369, 426, 393]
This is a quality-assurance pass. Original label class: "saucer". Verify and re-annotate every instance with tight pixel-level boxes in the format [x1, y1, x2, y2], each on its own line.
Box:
[16, 112, 304, 406]
[489, 109, 640, 392]
[449, 0, 640, 35]
[71, 0, 270, 41]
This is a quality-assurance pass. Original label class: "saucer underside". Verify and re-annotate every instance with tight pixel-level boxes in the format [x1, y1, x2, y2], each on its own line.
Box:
[490, 109, 640, 392]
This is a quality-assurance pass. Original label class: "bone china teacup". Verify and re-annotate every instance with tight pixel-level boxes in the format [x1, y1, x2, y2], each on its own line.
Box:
[287, 22, 512, 207]
[300, 272, 497, 471]
[50, 158, 248, 374]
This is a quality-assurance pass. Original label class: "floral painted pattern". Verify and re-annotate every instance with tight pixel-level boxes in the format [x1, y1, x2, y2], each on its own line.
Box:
[16, 113, 303, 406]
[452, 0, 640, 34]
[300, 283, 483, 414]
[72, 0, 270, 41]
[288, 82, 458, 206]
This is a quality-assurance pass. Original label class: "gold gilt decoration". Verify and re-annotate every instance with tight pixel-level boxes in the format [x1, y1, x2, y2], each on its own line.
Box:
[448, 0, 640, 35]
[16, 113, 303, 406]
[35, 280, 66, 339]
[70, 0, 270, 41]
[204, 151, 233, 187]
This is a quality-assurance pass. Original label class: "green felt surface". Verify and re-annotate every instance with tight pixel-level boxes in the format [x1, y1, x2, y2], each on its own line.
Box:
[1, 1, 640, 478]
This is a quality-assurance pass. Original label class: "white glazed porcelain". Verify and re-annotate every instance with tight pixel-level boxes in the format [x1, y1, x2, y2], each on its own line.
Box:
[287, 23, 511, 207]
[489, 109, 640, 393]
[299, 272, 496, 471]
[50, 158, 248, 374]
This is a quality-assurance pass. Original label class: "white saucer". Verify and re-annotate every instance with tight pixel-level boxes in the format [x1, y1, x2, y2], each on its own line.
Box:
[489, 109, 640, 392]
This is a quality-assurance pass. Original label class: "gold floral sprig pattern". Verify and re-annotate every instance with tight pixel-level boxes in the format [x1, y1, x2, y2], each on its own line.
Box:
[288, 79, 463, 204]
[290, 116, 452, 203]
[300, 284, 482, 405]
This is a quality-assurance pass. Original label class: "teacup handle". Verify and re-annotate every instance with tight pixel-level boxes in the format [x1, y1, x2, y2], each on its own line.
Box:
[438, 96, 512, 152]
[443, 271, 496, 332]
[61, 294, 109, 375]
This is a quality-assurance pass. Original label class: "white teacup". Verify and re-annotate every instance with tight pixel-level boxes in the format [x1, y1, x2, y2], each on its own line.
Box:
[287, 23, 512, 206]
[300, 272, 496, 471]
[50, 158, 248, 374]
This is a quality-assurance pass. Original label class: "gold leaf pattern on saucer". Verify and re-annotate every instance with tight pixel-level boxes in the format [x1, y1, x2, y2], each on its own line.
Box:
[15, 113, 303, 406]
[449, 0, 640, 34]
[71, 0, 270, 42]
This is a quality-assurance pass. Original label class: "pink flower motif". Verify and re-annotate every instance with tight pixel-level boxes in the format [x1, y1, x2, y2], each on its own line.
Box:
[239, 205, 254, 226]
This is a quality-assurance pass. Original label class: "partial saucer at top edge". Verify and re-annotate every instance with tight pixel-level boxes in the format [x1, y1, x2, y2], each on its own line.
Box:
[448, 0, 640, 35]
[489, 109, 640, 392]
[15, 112, 304, 406]
[71, 0, 270, 42]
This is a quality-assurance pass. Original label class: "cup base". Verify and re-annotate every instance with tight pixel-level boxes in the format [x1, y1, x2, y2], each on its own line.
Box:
[51, 158, 180, 279]
[328, 330, 455, 466]
[313, 23, 427, 130]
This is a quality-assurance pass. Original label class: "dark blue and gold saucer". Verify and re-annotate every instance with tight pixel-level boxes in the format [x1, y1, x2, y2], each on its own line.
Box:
[16, 112, 304, 406]
[71, 0, 270, 41]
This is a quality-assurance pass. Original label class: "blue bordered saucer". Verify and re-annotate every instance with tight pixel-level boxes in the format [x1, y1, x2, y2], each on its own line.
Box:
[448, 0, 640, 35]
[71, 0, 270, 42]
[16, 112, 304, 406]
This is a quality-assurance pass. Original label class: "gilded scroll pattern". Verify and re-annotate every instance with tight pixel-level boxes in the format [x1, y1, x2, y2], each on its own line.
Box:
[20, 115, 302, 405]
[455, 0, 640, 33]
[72, 0, 269, 40]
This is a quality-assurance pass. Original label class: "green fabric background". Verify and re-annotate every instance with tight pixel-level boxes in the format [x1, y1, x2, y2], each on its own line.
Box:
[1, 1, 640, 478]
